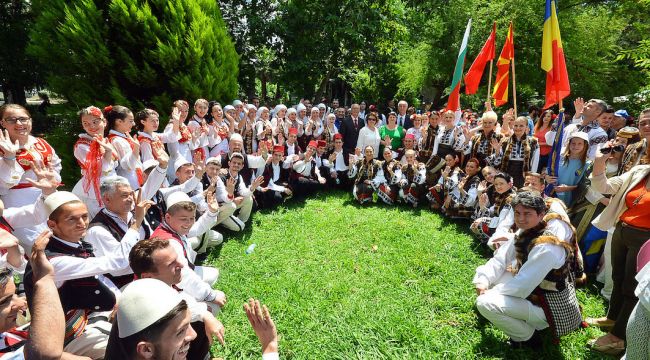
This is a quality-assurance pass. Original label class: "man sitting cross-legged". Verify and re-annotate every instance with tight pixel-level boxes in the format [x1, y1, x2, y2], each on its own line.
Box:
[473, 191, 583, 349]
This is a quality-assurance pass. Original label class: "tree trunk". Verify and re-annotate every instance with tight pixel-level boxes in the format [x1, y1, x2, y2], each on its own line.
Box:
[261, 73, 268, 105]
[314, 69, 334, 103]
[1, 83, 27, 105]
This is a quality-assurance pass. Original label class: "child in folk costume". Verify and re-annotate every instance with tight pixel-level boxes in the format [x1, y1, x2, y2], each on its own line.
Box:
[72, 106, 118, 218]
[471, 172, 516, 242]
[426, 153, 461, 209]
[375, 147, 402, 205]
[348, 145, 383, 204]
[236, 104, 256, 155]
[444, 158, 482, 219]
[257, 145, 293, 209]
[206, 101, 234, 157]
[136, 107, 180, 162]
[105, 105, 146, 191]
[399, 149, 426, 207]
[0, 104, 62, 248]
[434, 110, 466, 158]
[254, 107, 274, 154]
[487, 116, 540, 188]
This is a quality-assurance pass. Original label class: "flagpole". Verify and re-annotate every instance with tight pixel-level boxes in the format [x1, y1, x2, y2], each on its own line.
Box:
[487, 59, 494, 104]
[511, 56, 517, 117]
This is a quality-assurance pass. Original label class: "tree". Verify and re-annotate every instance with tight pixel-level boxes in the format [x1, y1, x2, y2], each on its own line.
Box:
[28, 0, 239, 111]
[0, 0, 43, 105]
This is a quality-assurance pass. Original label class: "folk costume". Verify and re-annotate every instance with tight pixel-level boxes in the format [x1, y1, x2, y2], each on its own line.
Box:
[488, 134, 540, 188]
[348, 157, 382, 204]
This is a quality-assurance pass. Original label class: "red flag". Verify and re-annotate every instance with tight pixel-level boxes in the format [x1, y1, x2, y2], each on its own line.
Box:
[492, 22, 514, 107]
[464, 22, 496, 95]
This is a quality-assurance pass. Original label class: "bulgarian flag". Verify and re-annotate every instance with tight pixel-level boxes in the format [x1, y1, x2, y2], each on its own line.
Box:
[541, 0, 570, 109]
[492, 22, 514, 107]
[465, 22, 496, 95]
[446, 18, 472, 112]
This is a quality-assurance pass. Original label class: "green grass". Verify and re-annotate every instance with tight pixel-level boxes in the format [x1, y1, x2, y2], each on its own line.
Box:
[205, 191, 613, 359]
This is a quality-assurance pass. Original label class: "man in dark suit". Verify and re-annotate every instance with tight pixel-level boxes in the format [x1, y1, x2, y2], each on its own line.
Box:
[338, 103, 365, 158]
[397, 100, 413, 130]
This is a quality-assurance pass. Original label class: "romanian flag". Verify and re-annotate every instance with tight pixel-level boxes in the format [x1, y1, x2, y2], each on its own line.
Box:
[492, 22, 514, 107]
[541, 0, 570, 109]
[446, 19, 472, 112]
[465, 22, 497, 95]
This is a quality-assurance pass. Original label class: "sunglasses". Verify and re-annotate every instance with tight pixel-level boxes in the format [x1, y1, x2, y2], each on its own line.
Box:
[600, 144, 625, 154]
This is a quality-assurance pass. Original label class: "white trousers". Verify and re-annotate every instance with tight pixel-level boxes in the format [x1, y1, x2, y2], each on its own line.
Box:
[195, 265, 221, 317]
[476, 290, 549, 341]
[220, 195, 253, 232]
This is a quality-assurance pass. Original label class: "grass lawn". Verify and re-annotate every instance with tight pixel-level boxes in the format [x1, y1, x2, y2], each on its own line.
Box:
[206, 190, 614, 359]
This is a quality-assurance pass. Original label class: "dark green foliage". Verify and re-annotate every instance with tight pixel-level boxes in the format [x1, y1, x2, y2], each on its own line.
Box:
[28, 0, 239, 111]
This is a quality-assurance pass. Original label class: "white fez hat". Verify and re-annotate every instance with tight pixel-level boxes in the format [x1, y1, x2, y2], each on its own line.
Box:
[230, 133, 243, 142]
[165, 192, 193, 209]
[173, 157, 191, 173]
[142, 159, 159, 172]
[205, 157, 221, 165]
[44, 191, 81, 218]
[116, 278, 183, 338]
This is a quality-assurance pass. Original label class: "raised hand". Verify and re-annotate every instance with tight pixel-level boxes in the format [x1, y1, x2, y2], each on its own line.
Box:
[30, 229, 54, 283]
[203, 315, 225, 346]
[478, 193, 489, 209]
[0, 129, 19, 158]
[226, 176, 236, 195]
[328, 153, 337, 163]
[154, 145, 169, 169]
[251, 175, 264, 191]
[484, 100, 493, 112]
[132, 190, 153, 228]
[127, 133, 140, 155]
[206, 188, 219, 213]
[0, 228, 19, 249]
[94, 135, 114, 158]
[574, 97, 585, 115]
[193, 152, 205, 177]
[477, 180, 488, 193]
[27, 160, 60, 195]
[490, 138, 501, 152]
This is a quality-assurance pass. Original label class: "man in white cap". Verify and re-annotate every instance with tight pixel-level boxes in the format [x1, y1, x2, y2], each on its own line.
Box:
[219, 133, 268, 186]
[169, 156, 207, 213]
[129, 238, 225, 359]
[215, 152, 264, 232]
[104, 278, 196, 359]
[23, 191, 151, 359]
[150, 191, 226, 309]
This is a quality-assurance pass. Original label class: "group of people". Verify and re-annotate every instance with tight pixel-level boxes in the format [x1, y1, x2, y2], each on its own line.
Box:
[0, 93, 648, 358]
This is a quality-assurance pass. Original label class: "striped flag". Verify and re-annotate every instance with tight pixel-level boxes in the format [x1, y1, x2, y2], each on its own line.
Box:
[492, 22, 514, 107]
[446, 19, 472, 112]
[542, 0, 570, 108]
[465, 22, 497, 95]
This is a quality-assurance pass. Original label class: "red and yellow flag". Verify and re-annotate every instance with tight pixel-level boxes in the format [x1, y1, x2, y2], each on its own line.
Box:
[492, 22, 514, 107]
[542, 0, 570, 108]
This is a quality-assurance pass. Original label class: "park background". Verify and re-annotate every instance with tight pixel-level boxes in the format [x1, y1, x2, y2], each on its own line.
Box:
[1, 1, 650, 358]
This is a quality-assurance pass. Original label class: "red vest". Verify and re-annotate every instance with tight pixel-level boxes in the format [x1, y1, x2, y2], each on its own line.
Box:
[151, 224, 195, 269]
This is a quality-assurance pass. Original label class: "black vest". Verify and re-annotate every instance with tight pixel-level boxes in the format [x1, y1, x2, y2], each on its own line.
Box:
[221, 153, 252, 186]
[24, 238, 117, 313]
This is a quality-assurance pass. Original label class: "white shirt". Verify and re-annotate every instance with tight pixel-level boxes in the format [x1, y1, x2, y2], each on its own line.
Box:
[356, 127, 381, 157]
[473, 236, 567, 298]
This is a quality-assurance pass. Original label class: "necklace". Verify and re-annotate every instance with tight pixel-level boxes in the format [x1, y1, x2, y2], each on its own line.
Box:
[632, 177, 650, 206]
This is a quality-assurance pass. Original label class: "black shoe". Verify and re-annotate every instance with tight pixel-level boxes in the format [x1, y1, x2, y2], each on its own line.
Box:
[508, 331, 542, 350]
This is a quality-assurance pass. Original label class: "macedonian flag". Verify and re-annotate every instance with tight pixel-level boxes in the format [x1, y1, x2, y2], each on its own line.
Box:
[492, 22, 514, 107]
